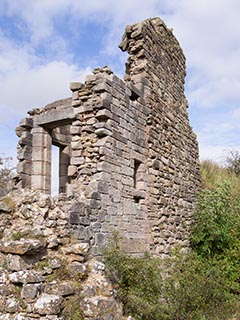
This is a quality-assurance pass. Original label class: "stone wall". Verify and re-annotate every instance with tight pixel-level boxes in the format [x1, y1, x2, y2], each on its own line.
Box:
[15, 17, 201, 257]
[120, 18, 201, 254]
[0, 190, 123, 319]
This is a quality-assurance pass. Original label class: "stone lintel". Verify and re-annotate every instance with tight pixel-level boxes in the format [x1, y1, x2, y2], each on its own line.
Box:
[34, 107, 74, 128]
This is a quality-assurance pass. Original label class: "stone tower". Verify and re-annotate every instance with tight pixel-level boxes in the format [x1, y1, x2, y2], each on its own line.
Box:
[15, 18, 201, 256]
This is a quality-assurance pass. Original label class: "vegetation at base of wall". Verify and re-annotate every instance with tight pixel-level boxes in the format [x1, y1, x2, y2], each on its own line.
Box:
[104, 160, 240, 319]
[105, 238, 164, 320]
[191, 183, 240, 258]
[105, 238, 239, 319]
[0, 156, 14, 197]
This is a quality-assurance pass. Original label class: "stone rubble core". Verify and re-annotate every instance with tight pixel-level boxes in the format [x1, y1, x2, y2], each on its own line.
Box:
[15, 17, 201, 257]
[0, 189, 123, 319]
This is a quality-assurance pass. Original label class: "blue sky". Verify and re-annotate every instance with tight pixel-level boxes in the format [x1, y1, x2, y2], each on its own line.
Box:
[1, 0, 240, 167]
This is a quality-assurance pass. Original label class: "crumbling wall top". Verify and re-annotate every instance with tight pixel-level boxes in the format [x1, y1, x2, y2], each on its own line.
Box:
[119, 17, 186, 103]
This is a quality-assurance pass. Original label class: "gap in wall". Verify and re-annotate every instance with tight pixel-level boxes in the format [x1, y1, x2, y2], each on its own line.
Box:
[51, 145, 59, 196]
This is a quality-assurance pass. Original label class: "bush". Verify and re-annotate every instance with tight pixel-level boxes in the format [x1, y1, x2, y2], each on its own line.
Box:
[190, 182, 240, 305]
[162, 252, 237, 320]
[104, 236, 239, 319]
[104, 236, 164, 320]
[190, 183, 240, 257]
[104, 181, 240, 319]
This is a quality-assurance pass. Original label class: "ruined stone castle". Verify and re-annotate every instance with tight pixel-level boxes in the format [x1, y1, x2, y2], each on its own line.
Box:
[15, 17, 201, 256]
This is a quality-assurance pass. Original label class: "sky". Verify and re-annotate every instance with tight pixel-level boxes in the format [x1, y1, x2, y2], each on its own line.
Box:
[1, 0, 240, 168]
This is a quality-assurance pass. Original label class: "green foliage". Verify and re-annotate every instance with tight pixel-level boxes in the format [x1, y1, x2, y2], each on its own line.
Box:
[35, 259, 49, 270]
[62, 294, 84, 320]
[105, 200, 240, 320]
[190, 183, 240, 257]
[201, 159, 240, 196]
[0, 156, 13, 197]
[105, 237, 163, 320]
[190, 182, 240, 304]
[46, 258, 71, 282]
[162, 252, 237, 320]
[11, 231, 25, 241]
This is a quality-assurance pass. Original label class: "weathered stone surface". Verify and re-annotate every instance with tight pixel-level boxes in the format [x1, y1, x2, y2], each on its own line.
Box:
[33, 294, 62, 315]
[70, 82, 84, 91]
[9, 270, 43, 284]
[0, 190, 123, 320]
[6, 254, 29, 271]
[45, 282, 75, 297]
[61, 243, 90, 258]
[21, 283, 42, 301]
[0, 239, 46, 255]
[0, 268, 8, 283]
[81, 259, 122, 319]
[0, 297, 23, 313]
[47, 235, 60, 249]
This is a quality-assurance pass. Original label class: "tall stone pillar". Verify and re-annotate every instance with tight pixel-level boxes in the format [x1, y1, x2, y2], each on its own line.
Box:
[31, 126, 52, 194]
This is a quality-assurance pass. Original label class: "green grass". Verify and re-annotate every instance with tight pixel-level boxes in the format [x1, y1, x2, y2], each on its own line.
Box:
[201, 159, 240, 196]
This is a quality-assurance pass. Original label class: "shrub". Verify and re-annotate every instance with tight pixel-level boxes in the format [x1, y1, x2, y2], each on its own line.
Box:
[190, 183, 239, 257]
[104, 160, 240, 319]
[104, 234, 239, 319]
[190, 182, 240, 304]
[104, 236, 164, 320]
[162, 252, 237, 320]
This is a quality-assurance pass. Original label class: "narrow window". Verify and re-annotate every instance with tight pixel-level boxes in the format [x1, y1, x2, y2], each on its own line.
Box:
[134, 159, 142, 189]
[130, 90, 139, 101]
[59, 145, 70, 194]
[51, 145, 59, 196]
[133, 159, 144, 203]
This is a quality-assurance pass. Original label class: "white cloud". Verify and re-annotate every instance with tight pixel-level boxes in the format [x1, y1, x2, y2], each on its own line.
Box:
[0, 34, 91, 123]
[0, 0, 71, 43]
[232, 107, 240, 119]
[166, 0, 240, 109]
[1, 0, 240, 163]
[199, 144, 240, 164]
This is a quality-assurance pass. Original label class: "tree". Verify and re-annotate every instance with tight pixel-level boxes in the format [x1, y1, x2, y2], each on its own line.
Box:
[226, 150, 240, 175]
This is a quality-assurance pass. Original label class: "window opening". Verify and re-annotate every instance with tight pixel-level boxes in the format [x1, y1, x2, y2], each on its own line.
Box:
[58, 145, 70, 194]
[133, 159, 144, 203]
[130, 90, 139, 101]
[134, 159, 142, 189]
[51, 145, 59, 196]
